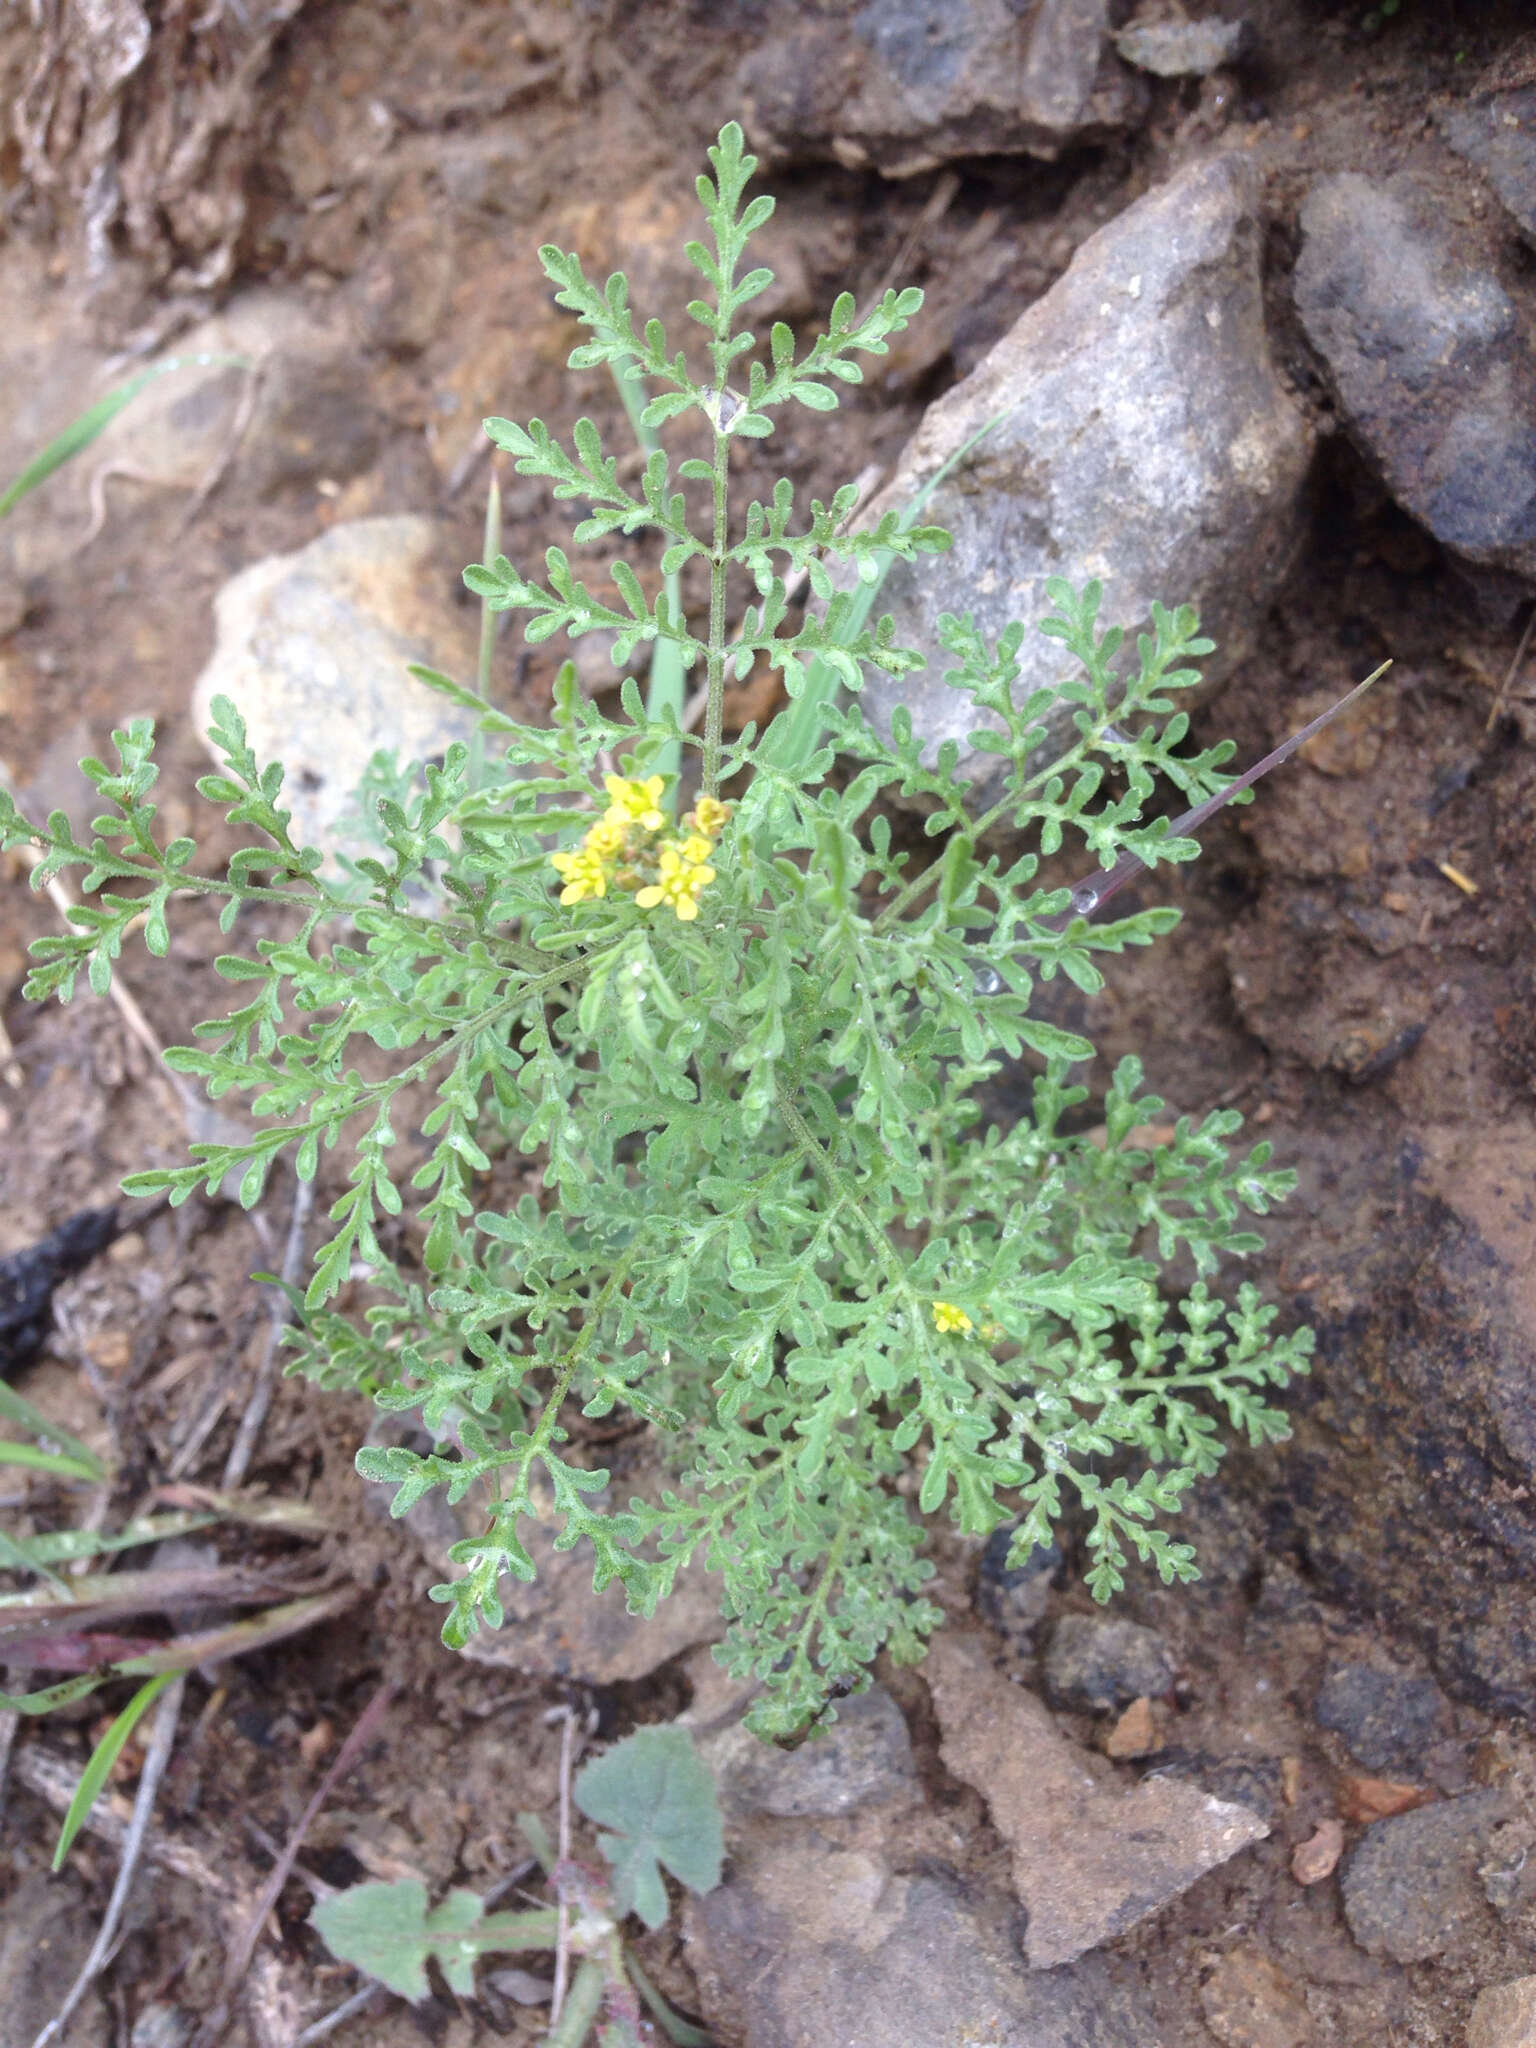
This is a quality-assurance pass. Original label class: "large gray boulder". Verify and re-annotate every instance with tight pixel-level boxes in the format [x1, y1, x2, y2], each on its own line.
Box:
[1294, 170, 1536, 593]
[740, 0, 1144, 175]
[191, 517, 481, 861]
[852, 151, 1314, 803]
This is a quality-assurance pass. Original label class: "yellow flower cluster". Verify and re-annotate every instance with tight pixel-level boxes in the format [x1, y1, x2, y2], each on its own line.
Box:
[931, 1299, 1004, 1342]
[931, 1300, 973, 1335]
[550, 776, 730, 922]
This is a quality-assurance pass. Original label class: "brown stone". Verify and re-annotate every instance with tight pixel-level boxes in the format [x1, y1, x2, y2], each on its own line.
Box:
[1290, 1819, 1344, 1885]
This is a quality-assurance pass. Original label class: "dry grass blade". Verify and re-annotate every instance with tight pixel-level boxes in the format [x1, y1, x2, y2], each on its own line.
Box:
[1, 1588, 356, 1714]
[222, 1174, 314, 1489]
[548, 1705, 577, 2028]
[1042, 659, 1395, 934]
[1485, 602, 1536, 733]
[0, 1560, 323, 1640]
[191, 1679, 396, 2048]
[150, 1482, 331, 1534]
[30, 1673, 186, 2048]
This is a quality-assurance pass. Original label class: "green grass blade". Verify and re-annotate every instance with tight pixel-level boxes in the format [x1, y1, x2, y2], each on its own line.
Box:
[755, 404, 1013, 777]
[0, 353, 249, 519]
[477, 474, 502, 701]
[52, 1670, 176, 1869]
[0, 1673, 109, 1716]
[470, 474, 503, 791]
[0, 1520, 71, 1592]
[0, 1442, 103, 1482]
[0, 1380, 107, 1478]
[625, 1948, 714, 2045]
[20, 1511, 220, 1567]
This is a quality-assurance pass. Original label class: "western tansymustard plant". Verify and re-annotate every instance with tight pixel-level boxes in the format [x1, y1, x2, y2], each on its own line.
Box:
[2, 125, 1314, 1738]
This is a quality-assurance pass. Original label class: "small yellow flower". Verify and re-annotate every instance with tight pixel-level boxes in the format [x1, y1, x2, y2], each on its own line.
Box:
[676, 832, 715, 864]
[550, 845, 609, 905]
[690, 795, 731, 838]
[932, 1300, 973, 1336]
[583, 817, 627, 860]
[636, 842, 716, 922]
[603, 774, 668, 833]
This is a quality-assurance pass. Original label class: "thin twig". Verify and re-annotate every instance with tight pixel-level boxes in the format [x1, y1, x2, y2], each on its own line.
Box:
[241, 1815, 335, 1899]
[866, 169, 960, 308]
[222, 1176, 314, 1489]
[1041, 660, 1394, 934]
[290, 1984, 387, 2048]
[10, 840, 199, 1128]
[1485, 602, 1536, 733]
[548, 1706, 577, 2028]
[0, 1697, 23, 1822]
[30, 1674, 187, 2048]
[166, 1312, 261, 1480]
[82, 464, 183, 549]
[192, 1680, 396, 2048]
[177, 358, 265, 534]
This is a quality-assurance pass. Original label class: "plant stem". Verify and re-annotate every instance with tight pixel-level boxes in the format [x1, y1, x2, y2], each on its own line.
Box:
[703, 426, 731, 796]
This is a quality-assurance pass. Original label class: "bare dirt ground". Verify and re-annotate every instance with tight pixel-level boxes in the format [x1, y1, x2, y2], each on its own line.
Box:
[2, 2, 1535, 2043]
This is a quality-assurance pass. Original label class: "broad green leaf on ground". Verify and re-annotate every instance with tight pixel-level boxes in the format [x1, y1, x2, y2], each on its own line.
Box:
[574, 1726, 725, 1929]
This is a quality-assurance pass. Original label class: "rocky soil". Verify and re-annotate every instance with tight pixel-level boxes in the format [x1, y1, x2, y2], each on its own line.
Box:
[3, 3, 1536, 2045]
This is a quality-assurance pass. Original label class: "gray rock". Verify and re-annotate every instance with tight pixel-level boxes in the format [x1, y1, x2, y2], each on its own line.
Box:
[975, 1529, 1061, 1645]
[1341, 1789, 1509, 1963]
[1313, 1661, 1449, 1772]
[1293, 171, 1536, 588]
[1481, 1812, 1536, 1921]
[1441, 87, 1536, 251]
[1153, 1750, 1285, 1825]
[1043, 1612, 1175, 1712]
[686, 1828, 1158, 2048]
[129, 2006, 197, 2048]
[0, 282, 364, 584]
[853, 151, 1313, 804]
[0, 1873, 108, 2048]
[927, 1632, 1266, 1967]
[1114, 16, 1252, 78]
[740, 0, 1145, 176]
[238, 351, 381, 500]
[1468, 1976, 1536, 2048]
[190, 516, 481, 860]
[365, 1417, 723, 1684]
[1198, 1945, 1315, 2048]
[700, 1684, 917, 1818]
[1223, 1119, 1536, 1722]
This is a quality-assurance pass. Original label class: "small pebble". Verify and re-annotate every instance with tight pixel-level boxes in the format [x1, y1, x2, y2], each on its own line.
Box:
[1199, 1944, 1315, 2048]
[1103, 1696, 1162, 1758]
[1044, 1613, 1175, 1713]
[1291, 1818, 1344, 1885]
[1467, 1975, 1536, 2048]
[1115, 17, 1252, 77]
[1314, 1661, 1447, 1772]
[975, 1531, 1060, 1643]
[1338, 1774, 1431, 1823]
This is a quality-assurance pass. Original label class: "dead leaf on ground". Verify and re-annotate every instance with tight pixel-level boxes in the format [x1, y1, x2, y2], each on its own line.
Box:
[1338, 1774, 1431, 1824]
